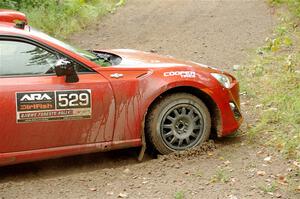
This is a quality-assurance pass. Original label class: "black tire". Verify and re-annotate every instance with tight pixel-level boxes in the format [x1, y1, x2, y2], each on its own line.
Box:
[146, 93, 211, 155]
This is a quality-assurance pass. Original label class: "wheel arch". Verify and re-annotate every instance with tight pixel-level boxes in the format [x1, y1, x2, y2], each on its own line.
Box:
[145, 86, 222, 138]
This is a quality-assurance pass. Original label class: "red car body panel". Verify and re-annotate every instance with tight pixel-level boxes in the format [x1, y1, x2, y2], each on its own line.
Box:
[0, 74, 115, 152]
[0, 10, 242, 166]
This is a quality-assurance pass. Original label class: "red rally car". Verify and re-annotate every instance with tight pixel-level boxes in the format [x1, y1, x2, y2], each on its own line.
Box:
[0, 10, 242, 166]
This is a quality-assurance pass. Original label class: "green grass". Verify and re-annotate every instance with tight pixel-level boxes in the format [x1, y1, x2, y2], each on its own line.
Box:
[174, 191, 185, 199]
[259, 182, 278, 193]
[1, 0, 125, 39]
[210, 168, 230, 183]
[269, 0, 300, 18]
[238, 1, 300, 161]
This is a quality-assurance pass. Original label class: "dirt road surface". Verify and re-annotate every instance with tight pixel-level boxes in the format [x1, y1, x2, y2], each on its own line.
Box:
[1, 0, 299, 199]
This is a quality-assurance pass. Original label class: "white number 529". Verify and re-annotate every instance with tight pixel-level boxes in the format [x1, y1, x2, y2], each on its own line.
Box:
[58, 92, 89, 108]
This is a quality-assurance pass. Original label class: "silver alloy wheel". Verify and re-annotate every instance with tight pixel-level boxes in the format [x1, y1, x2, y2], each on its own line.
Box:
[160, 103, 204, 150]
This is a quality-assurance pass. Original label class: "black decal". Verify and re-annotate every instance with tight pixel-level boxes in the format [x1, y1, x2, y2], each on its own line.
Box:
[16, 91, 55, 111]
[16, 90, 92, 123]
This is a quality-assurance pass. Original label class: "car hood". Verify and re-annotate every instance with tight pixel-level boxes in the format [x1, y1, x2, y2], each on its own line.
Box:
[105, 49, 219, 72]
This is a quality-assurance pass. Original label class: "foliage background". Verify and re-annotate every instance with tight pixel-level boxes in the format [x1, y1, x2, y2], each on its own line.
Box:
[0, 0, 124, 39]
[238, 0, 300, 161]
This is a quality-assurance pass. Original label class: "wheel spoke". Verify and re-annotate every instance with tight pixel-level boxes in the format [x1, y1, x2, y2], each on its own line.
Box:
[170, 136, 177, 144]
[173, 109, 180, 116]
[178, 139, 183, 146]
[163, 124, 172, 129]
[181, 107, 187, 115]
[190, 132, 198, 138]
[188, 109, 193, 116]
[163, 131, 173, 138]
[193, 116, 200, 122]
[167, 116, 175, 122]
[194, 125, 201, 129]
[185, 137, 190, 144]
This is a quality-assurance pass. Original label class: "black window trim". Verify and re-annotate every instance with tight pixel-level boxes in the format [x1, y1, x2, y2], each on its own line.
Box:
[0, 35, 97, 78]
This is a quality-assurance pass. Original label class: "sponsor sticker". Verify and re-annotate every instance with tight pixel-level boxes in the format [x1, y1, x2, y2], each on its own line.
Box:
[16, 90, 92, 123]
[163, 71, 196, 78]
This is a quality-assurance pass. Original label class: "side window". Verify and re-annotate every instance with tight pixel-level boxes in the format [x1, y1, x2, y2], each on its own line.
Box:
[0, 40, 58, 76]
[0, 40, 92, 76]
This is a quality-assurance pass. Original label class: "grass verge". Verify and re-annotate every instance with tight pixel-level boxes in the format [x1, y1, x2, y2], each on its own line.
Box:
[237, 0, 300, 161]
[1, 0, 125, 39]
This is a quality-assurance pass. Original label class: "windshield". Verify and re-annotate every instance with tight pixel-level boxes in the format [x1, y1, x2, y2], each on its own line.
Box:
[30, 28, 111, 66]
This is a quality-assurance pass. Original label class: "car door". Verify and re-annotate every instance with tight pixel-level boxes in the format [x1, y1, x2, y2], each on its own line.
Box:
[0, 38, 115, 153]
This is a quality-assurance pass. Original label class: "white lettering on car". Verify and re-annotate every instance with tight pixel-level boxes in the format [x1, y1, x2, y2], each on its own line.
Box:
[20, 93, 52, 101]
[163, 71, 196, 78]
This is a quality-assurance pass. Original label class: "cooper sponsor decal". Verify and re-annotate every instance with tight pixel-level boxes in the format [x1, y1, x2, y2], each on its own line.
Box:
[16, 90, 92, 123]
[163, 71, 196, 78]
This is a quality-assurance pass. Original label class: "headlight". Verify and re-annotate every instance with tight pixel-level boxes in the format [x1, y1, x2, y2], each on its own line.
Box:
[211, 73, 232, 88]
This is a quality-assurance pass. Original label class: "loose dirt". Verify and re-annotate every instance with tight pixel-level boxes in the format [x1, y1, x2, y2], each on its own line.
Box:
[1, 0, 299, 198]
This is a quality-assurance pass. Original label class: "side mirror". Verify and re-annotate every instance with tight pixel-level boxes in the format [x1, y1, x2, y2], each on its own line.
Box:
[55, 59, 79, 83]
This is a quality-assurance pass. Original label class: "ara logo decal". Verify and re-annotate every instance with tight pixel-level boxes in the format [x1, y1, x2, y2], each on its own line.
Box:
[16, 91, 55, 112]
[20, 93, 52, 101]
[163, 71, 196, 78]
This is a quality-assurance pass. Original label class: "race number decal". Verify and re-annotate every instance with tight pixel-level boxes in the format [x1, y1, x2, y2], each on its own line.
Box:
[16, 90, 92, 123]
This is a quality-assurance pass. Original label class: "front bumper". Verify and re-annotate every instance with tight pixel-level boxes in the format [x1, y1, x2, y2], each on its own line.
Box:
[212, 80, 243, 137]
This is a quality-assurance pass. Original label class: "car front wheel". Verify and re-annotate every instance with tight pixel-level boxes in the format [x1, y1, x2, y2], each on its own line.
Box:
[146, 93, 211, 154]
